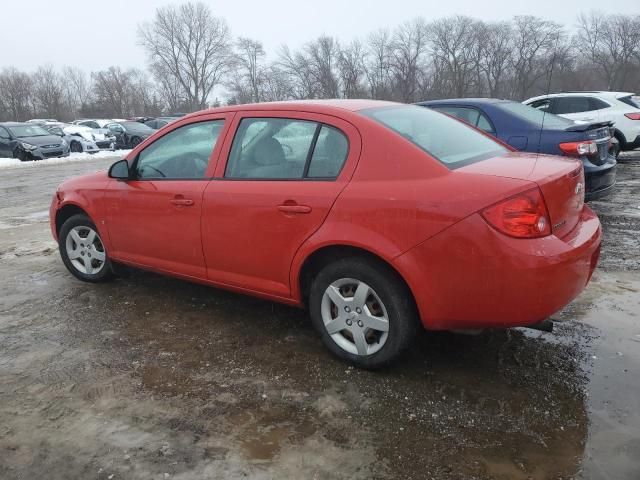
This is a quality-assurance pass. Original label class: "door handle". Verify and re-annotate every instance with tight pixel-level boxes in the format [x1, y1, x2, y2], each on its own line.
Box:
[277, 204, 312, 214]
[171, 198, 194, 207]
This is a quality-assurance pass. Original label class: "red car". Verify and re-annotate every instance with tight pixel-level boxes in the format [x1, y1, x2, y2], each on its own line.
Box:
[50, 100, 601, 368]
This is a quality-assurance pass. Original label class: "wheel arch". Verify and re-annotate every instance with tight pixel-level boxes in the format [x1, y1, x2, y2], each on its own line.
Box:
[613, 128, 627, 147]
[55, 203, 90, 236]
[295, 244, 418, 314]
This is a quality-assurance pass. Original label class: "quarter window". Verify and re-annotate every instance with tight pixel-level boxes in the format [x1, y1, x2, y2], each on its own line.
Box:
[529, 99, 551, 112]
[553, 97, 592, 114]
[307, 126, 349, 178]
[134, 120, 224, 179]
[0, 127, 9, 139]
[226, 118, 348, 180]
[434, 106, 480, 126]
[476, 113, 495, 134]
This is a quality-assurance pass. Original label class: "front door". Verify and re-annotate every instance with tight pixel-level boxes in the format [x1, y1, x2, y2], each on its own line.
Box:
[105, 117, 230, 278]
[0, 127, 13, 157]
[201, 112, 360, 298]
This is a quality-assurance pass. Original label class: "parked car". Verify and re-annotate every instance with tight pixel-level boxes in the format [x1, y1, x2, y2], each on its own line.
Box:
[0, 122, 69, 160]
[27, 118, 58, 125]
[74, 119, 113, 129]
[104, 121, 155, 148]
[524, 91, 640, 154]
[419, 99, 617, 201]
[50, 100, 602, 368]
[143, 117, 180, 130]
[44, 123, 116, 153]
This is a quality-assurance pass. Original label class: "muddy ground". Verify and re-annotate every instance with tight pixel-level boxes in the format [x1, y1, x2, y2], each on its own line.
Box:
[0, 152, 638, 480]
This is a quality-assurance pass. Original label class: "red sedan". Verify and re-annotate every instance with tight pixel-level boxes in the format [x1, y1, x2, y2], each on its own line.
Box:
[50, 100, 601, 368]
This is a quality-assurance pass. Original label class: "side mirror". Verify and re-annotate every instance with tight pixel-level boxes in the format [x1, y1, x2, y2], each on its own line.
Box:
[108, 159, 130, 180]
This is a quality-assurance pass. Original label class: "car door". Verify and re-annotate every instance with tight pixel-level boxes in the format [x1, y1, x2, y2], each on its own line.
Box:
[105, 115, 232, 278]
[551, 96, 600, 122]
[201, 112, 360, 298]
[0, 127, 13, 157]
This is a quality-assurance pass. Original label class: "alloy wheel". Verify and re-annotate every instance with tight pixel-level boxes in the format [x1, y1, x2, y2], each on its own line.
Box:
[320, 278, 390, 356]
[65, 226, 106, 275]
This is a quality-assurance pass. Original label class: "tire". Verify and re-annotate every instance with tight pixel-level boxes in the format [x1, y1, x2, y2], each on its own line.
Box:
[130, 136, 142, 148]
[13, 148, 28, 162]
[309, 257, 418, 369]
[58, 214, 114, 283]
[70, 141, 83, 153]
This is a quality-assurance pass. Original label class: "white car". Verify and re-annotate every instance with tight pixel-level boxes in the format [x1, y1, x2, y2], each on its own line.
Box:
[44, 123, 115, 153]
[524, 92, 640, 153]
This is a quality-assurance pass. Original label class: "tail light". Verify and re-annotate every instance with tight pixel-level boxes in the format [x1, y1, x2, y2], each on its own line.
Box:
[624, 113, 640, 120]
[481, 188, 552, 239]
[559, 141, 597, 156]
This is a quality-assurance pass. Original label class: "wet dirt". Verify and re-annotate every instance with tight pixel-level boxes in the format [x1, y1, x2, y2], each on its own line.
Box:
[0, 152, 639, 479]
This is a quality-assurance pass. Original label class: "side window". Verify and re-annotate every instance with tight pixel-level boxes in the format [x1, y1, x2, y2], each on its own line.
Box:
[589, 98, 610, 111]
[307, 126, 349, 178]
[529, 99, 551, 112]
[225, 118, 317, 179]
[135, 120, 224, 179]
[476, 113, 495, 134]
[0, 127, 10, 139]
[434, 106, 480, 126]
[553, 97, 592, 114]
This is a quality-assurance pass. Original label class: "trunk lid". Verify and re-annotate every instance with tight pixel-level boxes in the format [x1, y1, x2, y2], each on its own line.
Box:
[460, 152, 585, 237]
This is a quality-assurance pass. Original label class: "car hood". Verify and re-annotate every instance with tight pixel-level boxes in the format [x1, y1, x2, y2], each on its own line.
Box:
[58, 170, 110, 192]
[18, 135, 64, 146]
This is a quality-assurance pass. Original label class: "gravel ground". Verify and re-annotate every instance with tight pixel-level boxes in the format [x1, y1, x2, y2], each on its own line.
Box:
[0, 151, 638, 480]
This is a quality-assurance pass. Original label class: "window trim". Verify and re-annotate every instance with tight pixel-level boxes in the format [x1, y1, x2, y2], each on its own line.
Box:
[429, 104, 497, 135]
[222, 116, 350, 182]
[130, 119, 227, 182]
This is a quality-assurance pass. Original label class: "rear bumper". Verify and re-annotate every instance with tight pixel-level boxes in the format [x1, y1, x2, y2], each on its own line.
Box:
[393, 206, 602, 330]
[584, 158, 616, 201]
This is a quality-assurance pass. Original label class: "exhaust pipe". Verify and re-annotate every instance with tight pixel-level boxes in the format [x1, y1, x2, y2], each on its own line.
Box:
[526, 319, 554, 333]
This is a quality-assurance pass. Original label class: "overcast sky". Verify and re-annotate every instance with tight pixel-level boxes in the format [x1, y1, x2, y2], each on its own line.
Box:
[1, 0, 638, 72]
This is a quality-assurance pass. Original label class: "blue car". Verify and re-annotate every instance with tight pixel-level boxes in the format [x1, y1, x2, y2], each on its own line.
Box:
[418, 99, 617, 201]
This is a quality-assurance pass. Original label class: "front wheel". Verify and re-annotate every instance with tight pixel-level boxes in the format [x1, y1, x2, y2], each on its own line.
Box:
[70, 141, 83, 153]
[309, 257, 418, 369]
[58, 214, 114, 283]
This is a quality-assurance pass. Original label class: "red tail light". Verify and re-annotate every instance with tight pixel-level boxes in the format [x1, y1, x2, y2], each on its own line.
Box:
[624, 113, 640, 120]
[481, 188, 552, 239]
[559, 141, 597, 156]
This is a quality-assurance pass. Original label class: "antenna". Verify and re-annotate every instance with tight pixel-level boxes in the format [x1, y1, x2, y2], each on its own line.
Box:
[537, 36, 561, 155]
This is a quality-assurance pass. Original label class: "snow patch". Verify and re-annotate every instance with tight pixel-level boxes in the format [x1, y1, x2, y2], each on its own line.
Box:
[0, 150, 131, 170]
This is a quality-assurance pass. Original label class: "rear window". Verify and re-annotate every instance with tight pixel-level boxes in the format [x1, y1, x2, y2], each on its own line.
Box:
[361, 105, 507, 169]
[499, 102, 575, 129]
[619, 95, 640, 108]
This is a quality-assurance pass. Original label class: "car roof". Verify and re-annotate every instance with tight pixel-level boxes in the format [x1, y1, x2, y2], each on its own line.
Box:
[418, 98, 513, 106]
[528, 91, 635, 100]
[0, 122, 29, 126]
[186, 99, 401, 120]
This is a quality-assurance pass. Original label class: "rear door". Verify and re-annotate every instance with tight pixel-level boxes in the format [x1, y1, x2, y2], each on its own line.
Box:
[201, 111, 361, 298]
[551, 96, 600, 122]
[105, 115, 232, 278]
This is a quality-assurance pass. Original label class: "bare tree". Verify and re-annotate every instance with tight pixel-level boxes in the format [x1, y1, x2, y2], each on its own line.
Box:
[228, 37, 266, 104]
[278, 45, 318, 99]
[478, 22, 513, 97]
[338, 40, 367, 98]
[61, 67, 93, 118]
[576, 12, 640, 91]
[428, 16, 480, 98]
[92, 67, 138, 117]
[306, 36, 341, 98]
[510, 16, 564, 100]
[31, 65, 67, 119]
[0, 68, 33, 121]
[365, 29, 393, 100]
[389, 19, 429, 102]
[138, 1, 233, 111]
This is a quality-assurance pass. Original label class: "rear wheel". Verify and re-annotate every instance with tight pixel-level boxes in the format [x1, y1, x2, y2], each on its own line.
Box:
[309, 257, 418, 369]
[58, 214, 114, 283]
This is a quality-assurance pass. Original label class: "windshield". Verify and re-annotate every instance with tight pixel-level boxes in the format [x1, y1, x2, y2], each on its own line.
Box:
[361, 105, 508, 168]
[122, 121, 154, 133]
[7, 124, 51, 138]
[498, 102, 575, 128]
